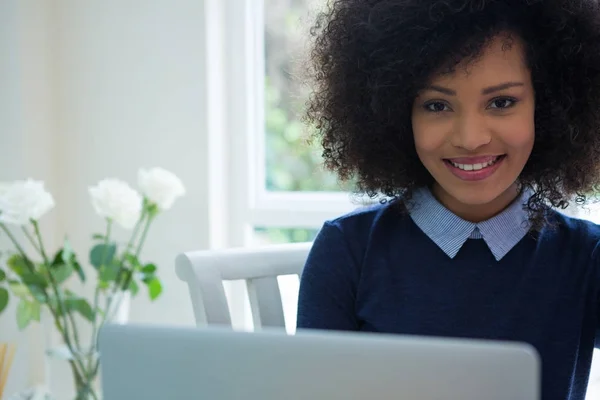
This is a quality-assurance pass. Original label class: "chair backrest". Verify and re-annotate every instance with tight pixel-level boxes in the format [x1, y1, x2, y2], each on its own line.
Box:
[175, 242, 311, 330]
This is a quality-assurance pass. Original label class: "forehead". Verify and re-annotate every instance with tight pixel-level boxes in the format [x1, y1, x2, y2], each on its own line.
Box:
[429, 35, 531, 88]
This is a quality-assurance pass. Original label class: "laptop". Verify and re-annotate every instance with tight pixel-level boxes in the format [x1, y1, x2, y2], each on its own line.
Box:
[98, 323, 541, 400]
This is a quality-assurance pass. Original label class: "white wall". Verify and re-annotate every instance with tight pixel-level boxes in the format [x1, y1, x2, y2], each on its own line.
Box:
[0, 0, 62, 395]
[0, 1, 222, 397]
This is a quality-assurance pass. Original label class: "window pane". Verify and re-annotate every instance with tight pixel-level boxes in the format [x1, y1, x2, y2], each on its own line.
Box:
[264, 0, 350, 192]
[251, 226, 319, 246]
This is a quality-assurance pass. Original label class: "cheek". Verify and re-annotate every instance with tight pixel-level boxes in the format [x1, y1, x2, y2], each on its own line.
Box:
[412, 118, 449, 156]
[498, 118, 535, 153]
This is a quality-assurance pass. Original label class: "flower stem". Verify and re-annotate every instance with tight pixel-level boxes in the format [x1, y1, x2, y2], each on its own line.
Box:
[135, 215, 153, 258]
[31, 220, 49, 264]
[31, 221, 72, 340]
[113, 211, 145, 292]
[91, 211, 156, 377]
[1, 223, 54, 312]
[124, 212, 145, 257]
[21, 226, 41, 254]
[0, 223, 28, 257]
[75, 364, 100, 400]
[113, 214, 154, 297]
[67, 312, 82, 350]
[30, 221, 90, 380]
[88, 219, 112, 373]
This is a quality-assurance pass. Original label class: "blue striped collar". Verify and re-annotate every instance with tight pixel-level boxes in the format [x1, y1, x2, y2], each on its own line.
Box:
[407, 187, 532, 261]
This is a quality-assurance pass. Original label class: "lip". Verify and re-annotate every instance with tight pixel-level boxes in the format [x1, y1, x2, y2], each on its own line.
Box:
[446, 155, 503, 164]
[444, 155, 506, 182]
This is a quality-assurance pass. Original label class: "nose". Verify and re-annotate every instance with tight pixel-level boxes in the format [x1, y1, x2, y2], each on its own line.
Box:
[451, 112, 492, 151]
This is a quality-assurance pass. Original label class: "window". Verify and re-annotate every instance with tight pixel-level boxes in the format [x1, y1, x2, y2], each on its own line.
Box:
[220, 0, 356, 334]
[251, 227, 319, 246]
[224, 0, 361, 247]
[263, 0, 345, 193]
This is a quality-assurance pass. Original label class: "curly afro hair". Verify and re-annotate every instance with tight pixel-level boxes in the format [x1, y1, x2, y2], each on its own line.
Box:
[304, 0, 600, 226]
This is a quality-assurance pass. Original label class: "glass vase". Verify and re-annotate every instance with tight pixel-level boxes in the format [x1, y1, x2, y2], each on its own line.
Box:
[45, 346, 101, 400]
[43, 291, 130, 400]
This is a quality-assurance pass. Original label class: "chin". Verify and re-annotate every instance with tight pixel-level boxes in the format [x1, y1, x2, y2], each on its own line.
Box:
[448, 189, 504, 206]
[436, 178, 519, 208]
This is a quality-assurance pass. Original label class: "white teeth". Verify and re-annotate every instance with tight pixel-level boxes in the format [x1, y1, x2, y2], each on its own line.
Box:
[450, 157, 500, 171]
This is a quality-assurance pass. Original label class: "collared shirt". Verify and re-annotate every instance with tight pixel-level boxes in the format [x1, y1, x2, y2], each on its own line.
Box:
[407, 187, 532, 261]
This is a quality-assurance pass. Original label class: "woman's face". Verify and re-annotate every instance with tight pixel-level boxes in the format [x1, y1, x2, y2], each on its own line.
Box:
[411, 35, 535, 221]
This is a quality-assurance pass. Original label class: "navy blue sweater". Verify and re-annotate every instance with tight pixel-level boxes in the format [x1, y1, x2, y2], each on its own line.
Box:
[297, 204, 600, 400]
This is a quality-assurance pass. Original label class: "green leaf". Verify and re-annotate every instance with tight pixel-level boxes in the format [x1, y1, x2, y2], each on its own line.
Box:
[72, 260, 85, 282]
[21, 273, 47, 288]
[141, 264, 156, 274]
[125, 253, 142, 270]
[119, 269, 133, 291]
[31, 301, 41, 322]
[47, 295, 63, 315]
[50, 263, 73, 284]
[50, 248, 64, 267]
[60, 240, 86, 282]
[65, 297, 94, 322]
[92, 233, 105, 240]
[16, 300, 35, 330]
[10, 279, 46, 303]
[0, 269, 6, 282]
[144, 277, 162, 301]
[128, 278, 139, 296]
[89, 243, 117, 269]
[27, 285, 47, 303]
[0, 287, 9, 313]
[9, 282, 29, 298]
[62, 239, 74, 261]
[7, 254, 30, 277]
[99, 262, 120, 282]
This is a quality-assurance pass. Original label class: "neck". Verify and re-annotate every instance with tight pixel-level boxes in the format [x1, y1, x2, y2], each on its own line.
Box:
[431, 183, 520, 223]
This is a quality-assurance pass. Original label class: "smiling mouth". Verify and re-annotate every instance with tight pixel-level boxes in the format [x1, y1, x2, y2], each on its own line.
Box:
[442, 154, 506, 182]
[444, 155, 506, 171]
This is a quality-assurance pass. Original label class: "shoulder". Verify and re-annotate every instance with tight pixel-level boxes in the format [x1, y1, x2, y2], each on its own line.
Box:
[541, 209, 600, 253]
[544, 209, 600, 235]
[538, 209, 600, 292]
[302, 199, 410, 288]
[310, 199, 413, 264]
[322, 198, 409, 240]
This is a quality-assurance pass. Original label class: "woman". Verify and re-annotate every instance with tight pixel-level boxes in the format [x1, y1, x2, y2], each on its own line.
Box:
[297, 1, 600, 399]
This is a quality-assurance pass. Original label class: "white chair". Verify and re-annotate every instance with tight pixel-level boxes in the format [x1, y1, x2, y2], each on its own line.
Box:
[175, 242, 312, 330]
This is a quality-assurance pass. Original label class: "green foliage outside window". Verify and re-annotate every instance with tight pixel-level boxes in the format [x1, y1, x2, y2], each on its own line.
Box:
[264, 78, 343, 192]
[253, 227, 320, 245]
[264, 0, 353, 193]
[259, 0, 354, 244]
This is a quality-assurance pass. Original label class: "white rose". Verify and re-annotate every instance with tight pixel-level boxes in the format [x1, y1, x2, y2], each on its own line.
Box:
[89, 179, 142, 229]
[138, 167, 185, 211]
[0, 179, 55, 225]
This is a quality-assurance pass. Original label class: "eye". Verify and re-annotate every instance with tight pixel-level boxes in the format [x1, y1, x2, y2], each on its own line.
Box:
[488, 97, 517, 109]
[424, 101, 451, 113]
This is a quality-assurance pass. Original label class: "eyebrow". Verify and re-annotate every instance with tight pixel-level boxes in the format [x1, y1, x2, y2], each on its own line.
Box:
[424, 82, 525, 96]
